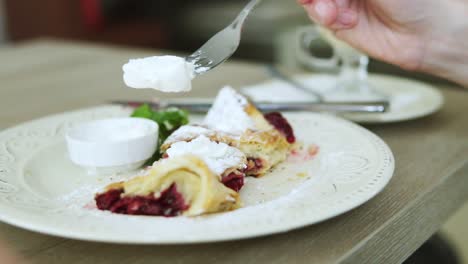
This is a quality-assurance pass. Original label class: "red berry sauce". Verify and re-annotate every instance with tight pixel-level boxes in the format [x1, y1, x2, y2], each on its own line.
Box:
[221, 172, 245, 192]
[264, 112, 296, 143]
[95, 184, 188, 217]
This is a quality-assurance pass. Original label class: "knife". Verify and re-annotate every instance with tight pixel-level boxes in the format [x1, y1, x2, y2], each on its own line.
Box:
[111, 99, 389, 113]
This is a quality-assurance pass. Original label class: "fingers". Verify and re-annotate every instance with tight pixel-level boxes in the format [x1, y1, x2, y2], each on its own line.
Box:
[299, 0, 358, 30]
[334, 9, 358, 28]
[302, 0, 339, 26]
[335, 0, 350, 8]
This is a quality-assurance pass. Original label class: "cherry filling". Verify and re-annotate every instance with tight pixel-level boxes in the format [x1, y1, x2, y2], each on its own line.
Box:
[245, 157, 264, 176]
[95, 184, 188, 217]
[264, 112, 296, 143]
[221, 172, 245, 192]
[95, 189, 122, 210]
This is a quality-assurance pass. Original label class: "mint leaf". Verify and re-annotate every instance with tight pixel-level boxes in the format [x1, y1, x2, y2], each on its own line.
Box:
[131, 104, 189, 163]
[131, 104, 153, 119]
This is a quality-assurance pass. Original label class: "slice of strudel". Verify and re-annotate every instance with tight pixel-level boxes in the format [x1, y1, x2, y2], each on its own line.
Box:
[162, 86, 296, 177]
[95, 155, 241, 217]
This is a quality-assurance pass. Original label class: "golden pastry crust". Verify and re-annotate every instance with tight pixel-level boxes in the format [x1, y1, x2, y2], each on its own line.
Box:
[161, 128, 290, 177]
[101, 155, 241, 216]
[161, 96, 291, 178]
[237, 129, 290, 177]
[244, 103, 272, 131]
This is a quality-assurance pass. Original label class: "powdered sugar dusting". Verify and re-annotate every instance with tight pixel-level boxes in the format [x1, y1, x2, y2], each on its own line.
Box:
[52, 171, 144, 212]
[55, 185, 102, 211]
[166, 135, 246, 175]
[164, 125, 215, 146]
[204, 86, 256, 135]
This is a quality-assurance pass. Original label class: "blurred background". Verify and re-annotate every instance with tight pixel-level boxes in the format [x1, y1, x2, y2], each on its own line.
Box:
[0, 0, 466, 262]
[0, 0, 308, 63]
[0, 0, 453, 83]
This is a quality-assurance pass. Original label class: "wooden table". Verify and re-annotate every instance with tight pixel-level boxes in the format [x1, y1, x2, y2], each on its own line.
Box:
[0, 40, 467, 264]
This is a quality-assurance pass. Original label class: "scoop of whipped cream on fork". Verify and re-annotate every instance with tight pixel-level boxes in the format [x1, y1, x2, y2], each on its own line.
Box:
[122, 1, 262, 93]
[123, 55, 195, 93]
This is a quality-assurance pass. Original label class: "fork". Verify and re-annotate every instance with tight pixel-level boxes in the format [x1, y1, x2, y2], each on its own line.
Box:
[186, 0, 262, 75]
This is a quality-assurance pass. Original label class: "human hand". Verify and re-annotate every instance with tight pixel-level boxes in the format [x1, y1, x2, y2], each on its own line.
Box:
[0, 240, 24, 264]
[298, 0, 468, 87]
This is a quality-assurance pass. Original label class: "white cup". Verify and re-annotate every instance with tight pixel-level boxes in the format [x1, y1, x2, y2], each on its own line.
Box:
[66, 117, 159, 174]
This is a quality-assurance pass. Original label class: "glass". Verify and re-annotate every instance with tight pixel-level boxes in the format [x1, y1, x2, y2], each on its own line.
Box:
[295, 26, 386, 101]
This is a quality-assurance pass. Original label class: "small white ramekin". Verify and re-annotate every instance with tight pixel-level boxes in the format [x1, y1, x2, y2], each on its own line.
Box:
[66, 117, 159, 174]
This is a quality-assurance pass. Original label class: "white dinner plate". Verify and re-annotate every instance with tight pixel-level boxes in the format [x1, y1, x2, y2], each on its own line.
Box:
[243, 73, 444, 123]
[0, 106, 394, 244]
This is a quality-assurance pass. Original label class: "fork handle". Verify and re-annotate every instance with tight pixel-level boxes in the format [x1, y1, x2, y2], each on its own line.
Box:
[162, 101, 389, 114]
[232, 0, 263, 27]
[254, 101, 389, 113]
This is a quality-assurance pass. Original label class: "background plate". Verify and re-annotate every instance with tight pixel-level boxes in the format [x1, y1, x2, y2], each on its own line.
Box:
[0, 106, 394, 244]
[243, 73, 444, 124]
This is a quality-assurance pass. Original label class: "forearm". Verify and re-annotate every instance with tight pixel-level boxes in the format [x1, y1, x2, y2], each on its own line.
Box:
[419, 2, 468, 88]
[0, 240, 24, 264]
[421, 33, 468, 88]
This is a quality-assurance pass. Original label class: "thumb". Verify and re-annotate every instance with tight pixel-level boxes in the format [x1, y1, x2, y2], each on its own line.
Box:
[301, 0, 339, 26]
[300, 0, 357, 29]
